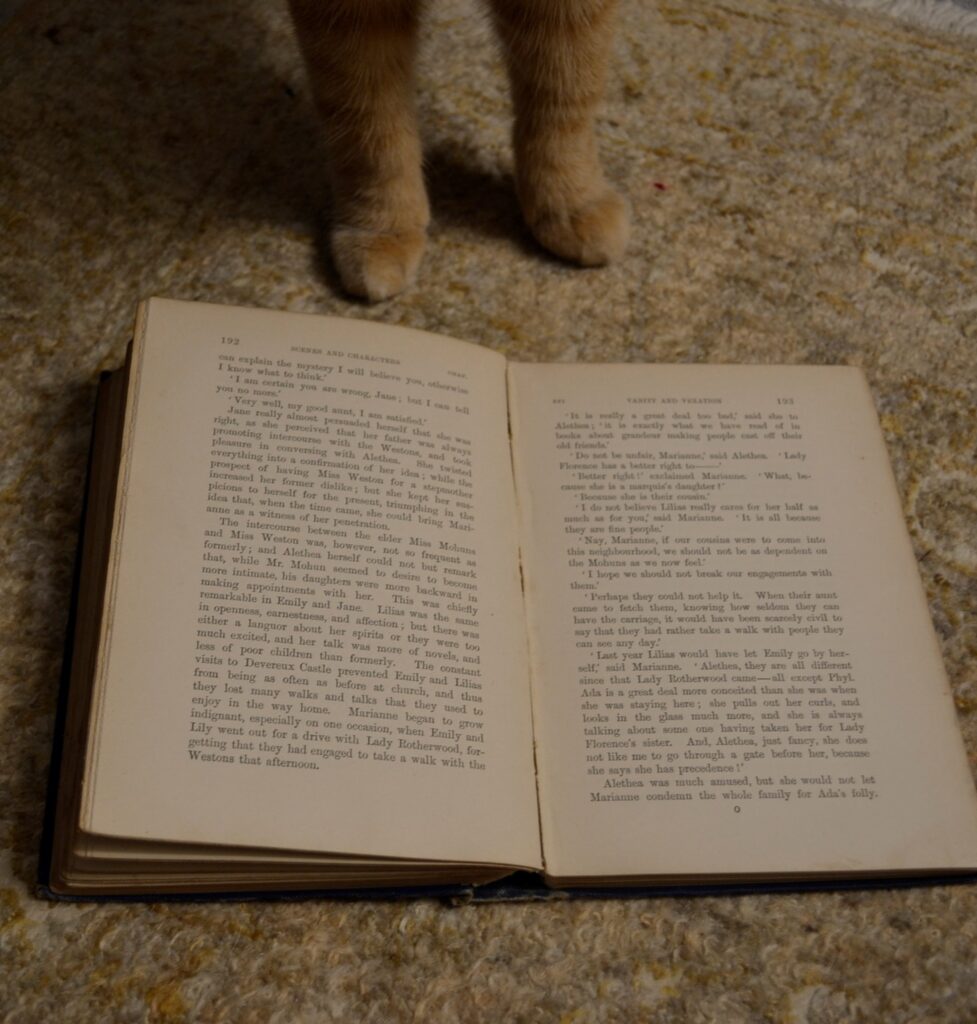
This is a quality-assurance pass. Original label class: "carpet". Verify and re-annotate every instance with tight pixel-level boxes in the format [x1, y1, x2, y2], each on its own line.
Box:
[842, 0, 977, 36]
[2, 0, 977, 1019]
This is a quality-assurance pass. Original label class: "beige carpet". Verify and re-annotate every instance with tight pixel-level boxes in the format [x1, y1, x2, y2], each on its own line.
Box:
[3, 0, 977, 1019]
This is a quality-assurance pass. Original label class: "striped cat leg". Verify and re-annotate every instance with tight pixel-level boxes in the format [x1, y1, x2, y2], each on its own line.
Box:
[290, 0, 429, 300]
[489, 0, 629, 266]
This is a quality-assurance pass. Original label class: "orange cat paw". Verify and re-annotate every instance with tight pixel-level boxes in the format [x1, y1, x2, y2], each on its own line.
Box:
[331, 227, 427, 302]
[525, 187, 629, 267]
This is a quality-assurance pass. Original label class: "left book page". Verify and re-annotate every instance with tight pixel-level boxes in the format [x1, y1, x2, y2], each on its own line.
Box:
[81, 298, 542, 870]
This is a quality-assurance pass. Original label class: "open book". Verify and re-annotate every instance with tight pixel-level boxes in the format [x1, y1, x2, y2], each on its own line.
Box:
[43, 298, 977, 897]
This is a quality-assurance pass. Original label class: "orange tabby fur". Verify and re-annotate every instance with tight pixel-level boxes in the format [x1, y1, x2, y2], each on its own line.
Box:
[289, 0, 628, 301]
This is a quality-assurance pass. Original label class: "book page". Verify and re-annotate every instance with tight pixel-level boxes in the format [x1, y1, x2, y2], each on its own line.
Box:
[508, 363, 977, 880]
[83, 298, 541, 869]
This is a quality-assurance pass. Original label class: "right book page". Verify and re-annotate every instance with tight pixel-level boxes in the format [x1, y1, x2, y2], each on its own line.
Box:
[507, 363, 977, 882]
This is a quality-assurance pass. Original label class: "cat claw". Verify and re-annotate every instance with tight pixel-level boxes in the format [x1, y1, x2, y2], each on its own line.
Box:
[331, 226, 427, 302]
[527, 188, 629, 267]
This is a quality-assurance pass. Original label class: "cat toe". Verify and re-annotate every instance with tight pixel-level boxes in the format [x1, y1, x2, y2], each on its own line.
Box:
[529, 189, 629, 267]
[332, 227, 427, 302]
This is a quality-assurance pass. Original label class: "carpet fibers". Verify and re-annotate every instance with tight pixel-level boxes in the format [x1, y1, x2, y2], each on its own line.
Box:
[2, 0, 977, 1020]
